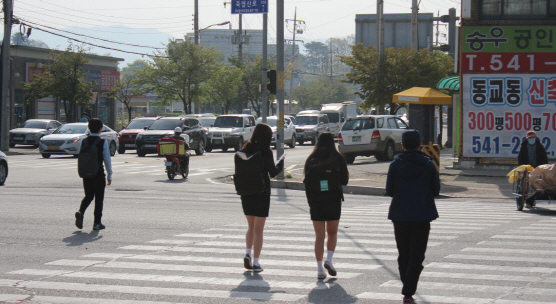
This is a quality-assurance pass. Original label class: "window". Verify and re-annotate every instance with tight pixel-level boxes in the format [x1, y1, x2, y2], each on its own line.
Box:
[387, 118, 399, 129]
[249, 117, 256, 126]
[376, 118, 384, 128]
[481, 0, 556, 19]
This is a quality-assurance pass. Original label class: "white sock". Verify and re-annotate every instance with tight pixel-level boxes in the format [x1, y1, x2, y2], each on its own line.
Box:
[253, 258, 260, 266]
[326, 251, 334, 262]
[245, 248, 252, 256]
[317, 260, 324, 272]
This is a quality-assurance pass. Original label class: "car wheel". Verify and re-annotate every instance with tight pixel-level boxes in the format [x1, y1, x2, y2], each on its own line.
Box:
[109, 141, 117, 156]
[9, 143, 15, 148]
[344, 154, 355, 164]
[222, 147, 228, 152]
[32, 145, 39, 149]
[235, 137, 244, 152]
[205, 145, 212, 152]
[137, 150, 146, 157]
[380, 142, 395, 161]
[195, 140, 205, 156]
[0, 161, 7, 185]
[118, 146, 125, 154]
[41, 153, 51, 158]
[288, 135, 296, 148]
[298, 140, 304, 145]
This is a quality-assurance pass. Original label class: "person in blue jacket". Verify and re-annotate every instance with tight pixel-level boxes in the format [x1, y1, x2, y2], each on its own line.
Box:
[385, 130, 440, 304]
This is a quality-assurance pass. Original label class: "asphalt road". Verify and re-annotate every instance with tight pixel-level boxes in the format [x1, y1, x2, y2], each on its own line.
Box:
[1, 148, 556, 303]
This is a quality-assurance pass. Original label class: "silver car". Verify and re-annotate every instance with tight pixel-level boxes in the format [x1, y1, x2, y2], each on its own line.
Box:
[256, 115, 296, 148]
[9, 119, 62, 148]
[39, 123, 119, 158]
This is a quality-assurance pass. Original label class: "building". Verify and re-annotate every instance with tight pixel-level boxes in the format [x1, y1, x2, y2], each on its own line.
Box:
[10, 45, 123, 129]
[458, 0, 556, 168]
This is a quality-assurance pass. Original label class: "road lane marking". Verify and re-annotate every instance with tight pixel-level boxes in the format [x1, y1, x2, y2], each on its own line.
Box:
[355, 292, 547, 304]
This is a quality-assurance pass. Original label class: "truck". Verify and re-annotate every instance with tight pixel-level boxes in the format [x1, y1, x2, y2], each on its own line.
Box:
[320, 101, 358, 137]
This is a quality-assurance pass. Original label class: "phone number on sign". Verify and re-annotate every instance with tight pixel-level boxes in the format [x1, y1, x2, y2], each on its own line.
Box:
[470, 135, 554, 156]
[468, 112, 556, 131]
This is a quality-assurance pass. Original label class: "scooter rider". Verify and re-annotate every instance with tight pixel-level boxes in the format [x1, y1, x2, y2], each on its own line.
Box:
[171, 127, 190, 170]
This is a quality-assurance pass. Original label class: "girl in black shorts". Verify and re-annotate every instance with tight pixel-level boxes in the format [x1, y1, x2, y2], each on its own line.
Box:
[240, 123, 284, 272]
[303, 132, 349, 279]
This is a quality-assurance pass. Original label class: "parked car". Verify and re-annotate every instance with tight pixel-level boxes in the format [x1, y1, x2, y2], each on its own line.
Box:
[39, 123, 119, 158]
[0, 150, 7, 185]
[338, 115, 408, 164]
[135, 117, 207, 157]
[293, 113, 329, 145]
[256, 115, 296, 148]
[9, 119, 63, 148]
[198, 116, 217, 130]
[118, 117, 160, 154]
[205, 114, 256, 152]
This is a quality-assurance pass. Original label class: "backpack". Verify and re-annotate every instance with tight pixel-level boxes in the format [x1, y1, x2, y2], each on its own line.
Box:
[78, 137, 102, 178]
[303, 160, 344, 200]
[234, 151, 266, 195]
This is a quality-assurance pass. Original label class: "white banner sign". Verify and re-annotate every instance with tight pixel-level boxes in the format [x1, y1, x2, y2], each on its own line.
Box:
[462, 74, 556, 158]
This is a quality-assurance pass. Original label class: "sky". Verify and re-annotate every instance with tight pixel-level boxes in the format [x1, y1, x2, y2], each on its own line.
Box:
[13, 0, 461, 66]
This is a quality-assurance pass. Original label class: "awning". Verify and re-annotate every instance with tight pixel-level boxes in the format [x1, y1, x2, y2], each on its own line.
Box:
[392, 87, 452, 105]
[437, 75, 459, 91]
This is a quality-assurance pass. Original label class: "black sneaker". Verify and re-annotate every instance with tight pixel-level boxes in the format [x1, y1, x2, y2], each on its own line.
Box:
[243, 254, 253, 270]
[252, 264, 263, 272]
[403, 296, 416, 304]
[75, 212, 83, 229]
[324, 260, 337, 276]
[93, 223, 105, 230]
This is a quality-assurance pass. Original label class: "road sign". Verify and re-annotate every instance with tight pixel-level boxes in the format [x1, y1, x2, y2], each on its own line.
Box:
[231, 0, 268, 14]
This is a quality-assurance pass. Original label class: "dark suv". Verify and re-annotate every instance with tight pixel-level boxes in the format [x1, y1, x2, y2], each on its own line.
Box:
[118, 117, 159, 154]
[135, 117, 207, 157]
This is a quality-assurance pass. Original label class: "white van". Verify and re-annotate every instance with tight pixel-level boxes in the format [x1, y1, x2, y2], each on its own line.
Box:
[320, 102, 358, 137]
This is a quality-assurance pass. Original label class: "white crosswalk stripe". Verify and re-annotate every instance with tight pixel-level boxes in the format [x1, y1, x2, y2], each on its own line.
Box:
[3, 200, 556, 303]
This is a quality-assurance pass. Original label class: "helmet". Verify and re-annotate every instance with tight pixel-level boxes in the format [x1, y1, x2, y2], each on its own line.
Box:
[174, 127, 182, 133]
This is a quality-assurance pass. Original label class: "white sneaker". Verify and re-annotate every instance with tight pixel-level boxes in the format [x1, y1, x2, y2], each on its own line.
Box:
[324, 260, 337, 276]
[317, 271, 327, 280]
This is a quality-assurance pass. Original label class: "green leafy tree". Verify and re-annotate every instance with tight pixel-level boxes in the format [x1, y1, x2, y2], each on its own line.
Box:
[229, 55, 275, 116]
[10, 32, 49, 48]
[293, 77, 355, 110]
[24, 44, 93, 122]
[137, 38, 222, 114]
[340, 46, 453, 114]
[204, 65, 244, 114]
[106, 74, 148, 123]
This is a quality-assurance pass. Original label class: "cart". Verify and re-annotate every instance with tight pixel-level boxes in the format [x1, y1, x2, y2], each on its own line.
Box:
[512, 169, 556, 211]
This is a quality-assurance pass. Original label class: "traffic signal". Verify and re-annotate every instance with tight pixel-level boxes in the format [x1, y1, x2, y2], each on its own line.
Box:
[267, 70, 277, 94]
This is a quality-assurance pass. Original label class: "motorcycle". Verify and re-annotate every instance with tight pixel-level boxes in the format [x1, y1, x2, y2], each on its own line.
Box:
[158, 137, 190, 180]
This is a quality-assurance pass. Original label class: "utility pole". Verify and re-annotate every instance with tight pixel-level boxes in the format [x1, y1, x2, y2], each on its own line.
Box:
[276, 0, 285, 179]
[261, 13, 268, 123]
[1, 0, 13, 151]
[238, 14, 243, 62]
[286, 7, 300, 114]
[194, 0, 199, 44]
[377, 0, 384, 58]
[411, 0, 419, 51]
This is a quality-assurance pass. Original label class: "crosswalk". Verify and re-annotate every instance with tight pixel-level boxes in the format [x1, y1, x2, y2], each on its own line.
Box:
[3, 200, 556, 303]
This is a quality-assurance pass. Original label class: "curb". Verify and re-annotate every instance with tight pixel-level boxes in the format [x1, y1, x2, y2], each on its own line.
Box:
[270, 180, 454, 199]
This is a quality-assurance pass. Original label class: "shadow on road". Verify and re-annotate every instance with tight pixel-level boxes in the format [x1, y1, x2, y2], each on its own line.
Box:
[62, 230, 102, 247]
[308, 278, 357, 303]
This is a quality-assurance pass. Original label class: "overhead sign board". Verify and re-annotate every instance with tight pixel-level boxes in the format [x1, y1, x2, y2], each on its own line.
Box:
[231, 0, 268, 14]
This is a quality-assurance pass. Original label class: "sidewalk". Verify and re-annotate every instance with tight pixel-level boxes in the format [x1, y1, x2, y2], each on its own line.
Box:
[272, 148, 515, 200]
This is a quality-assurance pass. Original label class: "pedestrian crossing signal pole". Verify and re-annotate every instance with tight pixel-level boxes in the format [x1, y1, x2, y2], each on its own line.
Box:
[1, 0, 13, 151]
[276, 0, 285, 180]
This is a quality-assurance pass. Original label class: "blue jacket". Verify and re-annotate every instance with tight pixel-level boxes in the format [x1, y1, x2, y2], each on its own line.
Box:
[386, 150, 439, 222]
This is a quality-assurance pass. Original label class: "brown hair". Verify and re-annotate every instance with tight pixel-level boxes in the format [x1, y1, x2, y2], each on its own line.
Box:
[242, 123, 273, 153]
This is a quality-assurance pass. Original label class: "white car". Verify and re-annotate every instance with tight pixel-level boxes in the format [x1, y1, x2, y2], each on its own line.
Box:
[256, 115, 296, 148]
[39, 123, 119, 158]
[205, 114, 256, 152]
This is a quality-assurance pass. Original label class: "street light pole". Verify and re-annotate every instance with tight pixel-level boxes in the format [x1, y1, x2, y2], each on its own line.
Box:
[1, 0, 13, 151]
[276, 0, 285, 179]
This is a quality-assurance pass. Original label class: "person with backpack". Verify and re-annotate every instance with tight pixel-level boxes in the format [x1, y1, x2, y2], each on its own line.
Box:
[75, 118, 113, 231]
[234, 123, 283, 272]
[385, 130, 440, 304]
[303, 132, 349, 280]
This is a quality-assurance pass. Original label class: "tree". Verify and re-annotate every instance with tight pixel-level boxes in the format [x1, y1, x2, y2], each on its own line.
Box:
[229, 55, 275, 116]
[204, 65, 243, 114]
[106, 74, 148, 123]
[24, 45, 93, 122]
[303, 41, 329, 75]
[136, 38, 222, 114]
[10, 32, 49, 48]
[293, 77, 355, 110]
[340, 46, 453, 114]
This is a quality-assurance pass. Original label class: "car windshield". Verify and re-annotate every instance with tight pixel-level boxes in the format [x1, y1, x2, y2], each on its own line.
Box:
[53, 124, 88, 134]
[255, 118, 278, 127]
[199, 118, 216, 127]
[294, 116, 317, 125]
[342, 118, 374, 131]
[214, 116, 243, 127]
[23, 121, 48, 129]
[126, 119, 155, 129]
[323, 113, 340, 123]
[148, 119, 181, 130]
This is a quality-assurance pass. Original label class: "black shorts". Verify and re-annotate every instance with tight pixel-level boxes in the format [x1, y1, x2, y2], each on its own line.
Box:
[241, 191, 271, 217]
[308, 199, 342, 221]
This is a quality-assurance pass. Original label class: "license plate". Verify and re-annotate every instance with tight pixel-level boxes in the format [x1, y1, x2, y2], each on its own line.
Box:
[14, 136, 24, 141]
[125, 144, 135, 148]
[352, 136, 361, 143]
[165, 161, 173, 166]
[213, 139, 222, 144]
[144, 144, 156, 148]
[46, 146, 59, 150]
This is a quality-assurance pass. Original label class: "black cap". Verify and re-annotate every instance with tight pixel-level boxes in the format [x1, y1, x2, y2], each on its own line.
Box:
[402, 129, 421, 146]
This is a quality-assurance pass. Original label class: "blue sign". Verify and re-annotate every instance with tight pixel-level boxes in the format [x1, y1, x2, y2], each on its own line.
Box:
[231, 0, 268, 14]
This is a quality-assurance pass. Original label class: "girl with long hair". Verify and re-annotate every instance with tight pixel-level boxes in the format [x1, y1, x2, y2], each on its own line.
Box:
[240, 123, 284, 272]
[303, 132, 349, 279]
